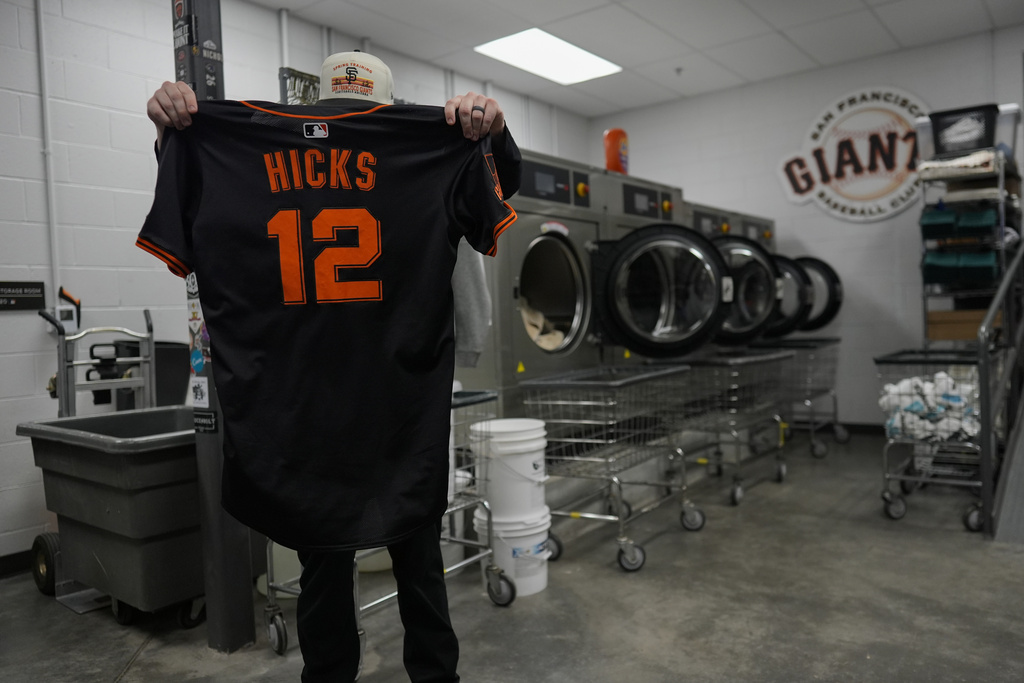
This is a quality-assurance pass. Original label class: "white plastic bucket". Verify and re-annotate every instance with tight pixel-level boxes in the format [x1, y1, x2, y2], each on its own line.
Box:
[473, 507, 551, 597]
[470, 419, 547, 519]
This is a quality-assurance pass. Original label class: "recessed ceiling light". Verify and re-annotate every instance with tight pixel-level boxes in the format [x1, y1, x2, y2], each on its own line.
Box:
[474, 28, 622, 86]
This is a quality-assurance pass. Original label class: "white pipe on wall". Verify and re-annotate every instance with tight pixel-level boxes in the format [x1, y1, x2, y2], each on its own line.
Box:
[35, 0, 60, 313]
[279, 8, 289, 68]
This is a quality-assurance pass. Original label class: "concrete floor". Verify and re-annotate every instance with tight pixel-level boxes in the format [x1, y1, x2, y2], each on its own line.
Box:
[4, 430, 1024, 682]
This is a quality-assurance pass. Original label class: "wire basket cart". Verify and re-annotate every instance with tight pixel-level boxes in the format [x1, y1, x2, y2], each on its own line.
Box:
[754, 337, 849, 458]
[874, 349, 990, 530]
[678, 348, 793, 506]
[262, 390, 515, 658]
[519, 365, 705, 573]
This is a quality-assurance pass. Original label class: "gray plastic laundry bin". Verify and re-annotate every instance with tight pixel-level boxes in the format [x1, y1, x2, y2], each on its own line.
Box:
[17, 406, 204, 617]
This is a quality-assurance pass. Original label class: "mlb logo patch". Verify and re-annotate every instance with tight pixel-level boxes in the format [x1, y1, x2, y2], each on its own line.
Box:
[303, 123, 328, 138]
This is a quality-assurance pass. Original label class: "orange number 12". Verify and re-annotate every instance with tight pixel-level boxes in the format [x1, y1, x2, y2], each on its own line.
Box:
[266, 207, 382, 304]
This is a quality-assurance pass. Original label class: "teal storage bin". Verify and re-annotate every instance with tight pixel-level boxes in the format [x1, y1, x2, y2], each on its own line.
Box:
[920, 208, 957, 239]
[956, 209, 998, 237]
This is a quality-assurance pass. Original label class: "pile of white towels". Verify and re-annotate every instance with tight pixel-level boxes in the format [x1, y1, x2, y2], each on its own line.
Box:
[878, 370, 981, 441]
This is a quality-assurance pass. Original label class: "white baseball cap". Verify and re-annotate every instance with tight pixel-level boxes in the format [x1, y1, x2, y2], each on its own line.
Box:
[319, 51, 394, 105]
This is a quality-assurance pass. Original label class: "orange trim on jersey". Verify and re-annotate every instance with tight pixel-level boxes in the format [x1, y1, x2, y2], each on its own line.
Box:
[240, 101, 392, 120]
[486, 205, 517, 257]
[136, 237, 191, 278]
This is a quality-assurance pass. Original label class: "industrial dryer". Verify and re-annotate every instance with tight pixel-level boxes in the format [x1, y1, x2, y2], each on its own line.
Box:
[456, 150, 604, 416]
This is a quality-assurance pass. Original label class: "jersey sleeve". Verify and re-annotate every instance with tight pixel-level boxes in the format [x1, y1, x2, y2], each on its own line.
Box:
[451, 135, 518, 258]
[135, 127, 198, 278]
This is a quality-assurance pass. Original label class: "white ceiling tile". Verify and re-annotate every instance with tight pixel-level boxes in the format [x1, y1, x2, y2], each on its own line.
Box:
[545, 5, 691, 68]
[633, 52, 747, 96]
[983, 0, 1024, 26]
[621, 0, 774, 50]
[873, 0, 993, 47]
[529, 83, 628, 117]
[295, 2, 456, 60]
[740, 0, 871, 29]
[786, 10, 899, 65]
[488, 0, 613, 25]
[344, 0, 530, 45]
[704, 33, 817, 81]
[570, 69, 681, 109]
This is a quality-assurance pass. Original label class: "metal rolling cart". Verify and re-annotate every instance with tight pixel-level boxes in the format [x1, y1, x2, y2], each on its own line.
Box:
[519, 365, 705, 573]
[754, 337, 849, 457]
[874, 349, 990, 530]
[263, 390, 516, 657]
[680, 349, 793, 505]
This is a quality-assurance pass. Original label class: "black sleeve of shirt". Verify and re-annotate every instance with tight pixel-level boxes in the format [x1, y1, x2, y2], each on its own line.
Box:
[490, 127, 522, 199]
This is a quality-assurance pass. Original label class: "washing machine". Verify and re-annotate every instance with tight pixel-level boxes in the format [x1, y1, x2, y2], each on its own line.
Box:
[585, 175, 736, 360]
[456, 150, 604, 416]
[683, 201, 777, 253]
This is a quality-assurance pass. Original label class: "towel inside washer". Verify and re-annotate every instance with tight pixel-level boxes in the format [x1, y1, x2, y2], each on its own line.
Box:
[517, 231, 591, 354]
[713, 235, 781, 344]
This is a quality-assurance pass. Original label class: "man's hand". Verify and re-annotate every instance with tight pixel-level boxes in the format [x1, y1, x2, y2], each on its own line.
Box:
[147, 81, 198, 148]
[445, 92, 506, 142]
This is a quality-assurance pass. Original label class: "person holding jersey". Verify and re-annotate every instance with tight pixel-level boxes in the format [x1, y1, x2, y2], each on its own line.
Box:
[142, 52, 521, 683]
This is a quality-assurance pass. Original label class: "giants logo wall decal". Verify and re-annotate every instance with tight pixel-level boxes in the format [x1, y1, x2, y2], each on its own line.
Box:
[778, 86, 928, 223]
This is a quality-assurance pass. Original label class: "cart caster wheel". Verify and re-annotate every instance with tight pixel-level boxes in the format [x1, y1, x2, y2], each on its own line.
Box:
[681, 507, 706, 532]
[963, 503, 984, 533]
[833, 424, 850, 444]
[546, 532, 563, 562]
[811, 439, 828, 458]
[268, 612, 288, 655]
[607, 499, 633, 520]
[883, 495, 907, 521]
[776, 461, 788, 482]
[176, 598, 206, 629]
[730, 485, 744, 506]
[486, 573, 516, 607]
[617, 545, 646, 572]
[31, 532, 60, 596]
[111, 599, 137, 626]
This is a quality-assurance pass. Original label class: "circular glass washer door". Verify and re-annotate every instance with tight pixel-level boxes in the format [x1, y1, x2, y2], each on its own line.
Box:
[796, 256, 844, 331]
[518, 230, 591, 354]
[713, 235, 781, 344]
[598, 224, 730, 358]
[763, 254, 814, 338]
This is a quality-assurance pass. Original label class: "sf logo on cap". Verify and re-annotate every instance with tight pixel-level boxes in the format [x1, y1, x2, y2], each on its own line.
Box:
[345, 66, 358, 83]
[303, 123, 328, 138]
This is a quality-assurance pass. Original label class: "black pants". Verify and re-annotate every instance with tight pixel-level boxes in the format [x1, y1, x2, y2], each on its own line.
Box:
[296, 520, 460, 682]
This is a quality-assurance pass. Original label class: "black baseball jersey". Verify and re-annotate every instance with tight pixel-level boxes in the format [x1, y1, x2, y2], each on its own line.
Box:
[137, 99, 517, 550]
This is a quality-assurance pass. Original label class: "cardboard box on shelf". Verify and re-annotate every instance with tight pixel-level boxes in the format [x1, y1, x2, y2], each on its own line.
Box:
[926, 309, 1002, 341]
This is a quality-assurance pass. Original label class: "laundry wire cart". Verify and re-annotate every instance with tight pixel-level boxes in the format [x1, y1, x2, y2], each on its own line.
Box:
[263, 390, 516, 659]
[520, 365, 705, 573]
[676, 349, 793, 505]
[754, 337, 849, 457]
[875, 349, 995, 531]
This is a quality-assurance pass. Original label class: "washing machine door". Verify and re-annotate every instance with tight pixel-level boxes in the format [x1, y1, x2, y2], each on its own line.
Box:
[516, 226, 592, 356]
[592, 223, 731, 358]
[763, 254, 814, 338]
[796, 256, 844, 331]
[712, 235, 782, 345]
